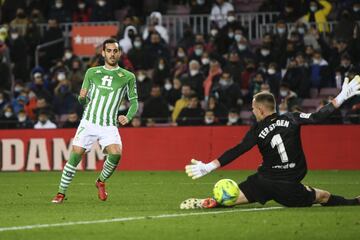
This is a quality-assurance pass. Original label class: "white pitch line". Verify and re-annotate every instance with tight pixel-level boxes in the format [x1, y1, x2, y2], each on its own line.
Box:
[0, 206, 284, 232]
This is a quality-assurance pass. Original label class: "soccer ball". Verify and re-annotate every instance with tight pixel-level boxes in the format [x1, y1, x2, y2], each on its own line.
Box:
[213, 179, 240, 206]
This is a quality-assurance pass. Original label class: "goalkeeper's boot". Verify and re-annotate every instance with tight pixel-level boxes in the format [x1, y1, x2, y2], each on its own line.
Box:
[51, 193, 65, 203]
[95, 180, 108, 201]
[180, 197, 218, 209]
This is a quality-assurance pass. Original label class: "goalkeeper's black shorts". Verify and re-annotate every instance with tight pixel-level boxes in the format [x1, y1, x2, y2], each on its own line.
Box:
[239, 173, 316, 207]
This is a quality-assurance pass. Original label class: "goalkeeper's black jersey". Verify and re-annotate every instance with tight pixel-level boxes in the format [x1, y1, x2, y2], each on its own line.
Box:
[218, 103, 336, 182]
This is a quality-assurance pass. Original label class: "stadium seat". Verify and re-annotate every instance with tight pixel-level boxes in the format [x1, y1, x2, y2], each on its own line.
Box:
[239, 110, 253, 124]
[319, 88, 339, 98]
[309, 88, 319, 98]
[301, 98, 321, 109]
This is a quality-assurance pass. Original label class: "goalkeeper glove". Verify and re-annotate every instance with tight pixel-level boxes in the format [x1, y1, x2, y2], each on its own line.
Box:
[185, 159, 219, 179]
[334, 75, 360, 106]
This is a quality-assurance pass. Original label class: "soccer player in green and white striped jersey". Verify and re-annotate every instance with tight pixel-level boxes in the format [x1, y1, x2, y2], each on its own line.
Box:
[52, 38, 138, 203]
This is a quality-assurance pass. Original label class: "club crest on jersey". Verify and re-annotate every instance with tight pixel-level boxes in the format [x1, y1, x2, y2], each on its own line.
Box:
[117, 72, 124, 78]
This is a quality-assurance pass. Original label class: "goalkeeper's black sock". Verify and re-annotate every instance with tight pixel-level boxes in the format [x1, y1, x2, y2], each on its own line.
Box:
[321, 195, 359, 206]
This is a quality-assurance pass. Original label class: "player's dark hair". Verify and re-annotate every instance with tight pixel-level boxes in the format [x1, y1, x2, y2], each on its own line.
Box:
[102, 38, 120, 51]
[254, 91, 276, 112]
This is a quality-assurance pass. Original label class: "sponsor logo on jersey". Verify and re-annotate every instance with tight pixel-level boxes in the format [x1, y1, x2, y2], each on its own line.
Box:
[117, 72, 124, 78]
[99, 75, 114, 90]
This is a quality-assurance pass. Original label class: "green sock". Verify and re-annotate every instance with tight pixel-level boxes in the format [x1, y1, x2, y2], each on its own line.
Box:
[58, 152, 82, 194]
[99, 154, 121, 182]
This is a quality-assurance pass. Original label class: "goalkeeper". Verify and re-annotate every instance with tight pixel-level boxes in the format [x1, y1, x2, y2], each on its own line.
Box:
[182, 75, 360, 209]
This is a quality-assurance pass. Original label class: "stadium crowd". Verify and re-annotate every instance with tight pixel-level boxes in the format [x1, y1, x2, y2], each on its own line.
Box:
[0, 0, 360, 129]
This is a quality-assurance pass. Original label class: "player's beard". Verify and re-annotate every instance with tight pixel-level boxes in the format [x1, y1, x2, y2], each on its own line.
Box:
[105, 56, 119, 67]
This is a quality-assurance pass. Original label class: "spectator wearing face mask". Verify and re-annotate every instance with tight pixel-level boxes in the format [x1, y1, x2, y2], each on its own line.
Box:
[164, 78, 182, 110]
[211, 71, 243, 110]
[141, 85, 170, 123]
[206, 96, 228, 124]
[210, 0, 235, 29]
[127, 36, 150, 70]
[350, 1, 360, 21]
[190, 0, 212, 15]
[0, 105, 17, 129]
[90, 0, 114, 22]
[119, 26, 137, 54]
[177, 94, 204, 126]
[145, 32, 171, 66]
[152, 57, 171, 87]
[266, 62, 281, 99]
[62, 48, 78, 70]
[300, 0, 332, 33]
[10, 8, 28, 36]
[49, 0, 71, 23]
[226, 108, 242, 126]
[309, 50, 331, 89]
[41, 19, 64, 70]
[136, 70, 152, 103]
[278, 83, 300, 111]
[53, 78, 79, 117]
[30, 72, 52, 103]
[204, 110, 220, 126]
[8, 28, 28, 82]
[16, 110, 33, 129]
[181, 60, 205, 100]
[34, 111, 57, 129]
[73, 0, 92, 22]
[255, 44, 274, 67]
[142, 11, 169, 44]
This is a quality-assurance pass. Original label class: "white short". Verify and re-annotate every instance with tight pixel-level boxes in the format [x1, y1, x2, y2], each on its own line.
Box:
[72, 119, 122, 153]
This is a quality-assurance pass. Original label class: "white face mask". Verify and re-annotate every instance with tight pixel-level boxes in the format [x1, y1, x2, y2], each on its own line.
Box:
[234, 34, 242, 42]
[134, 41, 141, 48]
[98, 0, 106, 7]
[201, 58, 209, 65]
[228, 116, 238, 123]
[237, 44, 246, 51]
[261, 49, 270, 56]
[267, 68, 276, 75]
[227, 16, 235, 23]
[164, 83, 172, 90]
[137, 74, 145, 82]
[197, 0, 205, 4]
[65, 52, 72, 60]
[354, 7, 360, 12]
[313, 59, 321, 65]
[14, 86, 23, 92]
[277, 28, 286, 34]
[310, 6, 317, 12]
[177, 52, 185, 58]
[57, 72, 66, 81]
[18, 115, 26, 122]
[55, 2, 63, 8]
[279, 110, 287, 115]
[205, 117, 214, 124]
[0, 99, 3, 104]
[78, 3, 85, 9]
[280, 90, 288, 97]
[195, 49, 203, 56]
[11, 33, 19, 40]
[298, 27, 305, 34]
[219, 79, 229, 86]
[190, 70, 199, 76]
[228, 32, 234, 38]
[28, 91, 36, 98]
[210, 29, 218, 36]
[4, 112, 12, 118]
[158, 64, 165, 70]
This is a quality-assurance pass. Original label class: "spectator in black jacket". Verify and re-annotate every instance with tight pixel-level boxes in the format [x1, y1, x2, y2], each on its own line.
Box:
[141, 85, 170, 123]
[177, 94, 204, 126]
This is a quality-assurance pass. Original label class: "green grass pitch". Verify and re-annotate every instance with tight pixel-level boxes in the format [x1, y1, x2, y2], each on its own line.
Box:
[0, 170, 359, 240]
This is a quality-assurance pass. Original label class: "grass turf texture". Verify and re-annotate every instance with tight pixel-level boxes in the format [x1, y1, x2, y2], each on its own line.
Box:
[0, 170, 359, 240]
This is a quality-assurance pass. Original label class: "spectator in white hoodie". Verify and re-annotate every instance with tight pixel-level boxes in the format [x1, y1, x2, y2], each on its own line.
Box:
[142, 11, 169, 44]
